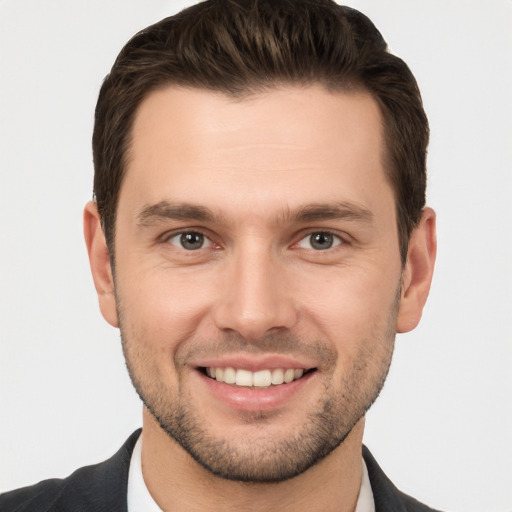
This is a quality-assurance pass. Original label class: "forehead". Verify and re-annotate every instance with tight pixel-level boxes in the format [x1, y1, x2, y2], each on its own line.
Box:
[121, 85, 391, 222]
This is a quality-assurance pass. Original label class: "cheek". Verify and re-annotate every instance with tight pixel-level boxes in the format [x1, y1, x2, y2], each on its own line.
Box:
[296, 265, 399, 329]
[292, 267, 399, 384]
[116, 265, 217, 345]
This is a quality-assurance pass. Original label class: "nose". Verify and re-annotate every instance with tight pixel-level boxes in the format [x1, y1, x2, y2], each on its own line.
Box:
[212, 245, 298, 340]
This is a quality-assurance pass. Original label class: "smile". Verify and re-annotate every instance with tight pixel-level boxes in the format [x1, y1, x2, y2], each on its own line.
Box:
[203, 367, 313, 387]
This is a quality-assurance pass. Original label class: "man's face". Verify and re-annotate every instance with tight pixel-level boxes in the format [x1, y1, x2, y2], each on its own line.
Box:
[112, 86, 403, 481]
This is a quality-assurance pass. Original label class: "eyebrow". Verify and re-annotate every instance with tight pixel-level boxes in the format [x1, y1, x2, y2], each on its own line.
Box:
[136, 200, 374, 227]
[292, 202, 374, 224]
[137, 201, 216, 226]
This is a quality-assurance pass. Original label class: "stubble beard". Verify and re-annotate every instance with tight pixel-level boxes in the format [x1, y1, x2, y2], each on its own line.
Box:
[118, 293, 398, 483]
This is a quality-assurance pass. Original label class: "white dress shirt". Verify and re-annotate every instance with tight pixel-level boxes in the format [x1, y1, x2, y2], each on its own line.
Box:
[127, 436, 375, 512]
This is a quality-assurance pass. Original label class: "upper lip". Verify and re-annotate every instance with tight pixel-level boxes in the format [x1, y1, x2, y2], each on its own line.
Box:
[192, 354, 318, 372]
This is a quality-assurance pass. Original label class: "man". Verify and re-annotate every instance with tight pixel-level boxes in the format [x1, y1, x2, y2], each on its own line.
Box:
[0, 1, 438, 510]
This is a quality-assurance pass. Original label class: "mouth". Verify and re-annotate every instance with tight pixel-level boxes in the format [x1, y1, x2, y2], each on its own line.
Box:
[200, 366, 317, 388]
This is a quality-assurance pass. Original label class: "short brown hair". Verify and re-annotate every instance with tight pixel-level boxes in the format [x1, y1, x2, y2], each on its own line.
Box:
[93, 0, 428, 263]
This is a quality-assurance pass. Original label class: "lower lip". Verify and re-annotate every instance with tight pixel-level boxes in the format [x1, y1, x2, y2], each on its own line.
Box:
[197, 370, 315, 413]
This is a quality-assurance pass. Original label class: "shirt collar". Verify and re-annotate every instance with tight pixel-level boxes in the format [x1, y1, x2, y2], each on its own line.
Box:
[127, 435, 374, 512]
[127, 435, 162, 512]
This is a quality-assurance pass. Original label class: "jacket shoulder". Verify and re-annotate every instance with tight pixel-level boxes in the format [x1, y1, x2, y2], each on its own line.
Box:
[362, 445, 443, 512]
[0, 478, 64, 512]
[0, 429, 141, 512]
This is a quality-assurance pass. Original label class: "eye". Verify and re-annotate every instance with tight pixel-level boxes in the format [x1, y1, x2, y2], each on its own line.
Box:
[298, 231, 343, 251]
[167, 232, 212, 251]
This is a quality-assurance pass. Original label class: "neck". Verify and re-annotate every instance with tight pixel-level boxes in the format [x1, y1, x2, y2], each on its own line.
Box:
[140, 408, 365, 512]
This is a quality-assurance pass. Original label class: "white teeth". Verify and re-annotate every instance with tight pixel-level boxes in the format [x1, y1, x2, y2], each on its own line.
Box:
[223, 367, 236, 384]
[253, 370, 272, 387]
[271, 368, 284, 385]
[235, 369, 253, 387]
[206, 366, 308, 387]
[284, 369, 295, 383]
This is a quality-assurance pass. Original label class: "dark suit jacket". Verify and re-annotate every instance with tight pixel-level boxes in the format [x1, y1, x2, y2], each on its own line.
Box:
[0, 430, 441, 511]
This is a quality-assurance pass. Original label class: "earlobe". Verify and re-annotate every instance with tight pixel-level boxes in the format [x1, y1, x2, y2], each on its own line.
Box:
[83, 201, 119, 328]
[396, 207, 437, 333]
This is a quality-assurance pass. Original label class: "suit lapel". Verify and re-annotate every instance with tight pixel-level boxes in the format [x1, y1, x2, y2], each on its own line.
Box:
[51, 429, 142, 512]
[362, 445, 439, 512]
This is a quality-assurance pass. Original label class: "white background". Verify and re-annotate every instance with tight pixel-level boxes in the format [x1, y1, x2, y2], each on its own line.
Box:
[1, 1, 511, 510]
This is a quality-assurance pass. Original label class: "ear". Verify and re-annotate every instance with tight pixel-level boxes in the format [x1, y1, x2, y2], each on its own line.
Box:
[396, 207, 437, 333]
[83, 201, 119, 327]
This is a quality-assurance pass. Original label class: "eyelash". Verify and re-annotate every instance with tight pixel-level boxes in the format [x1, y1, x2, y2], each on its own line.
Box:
[162, 229, 348, 252]
[295, 230, 345, 251]
[163, 230, 217, 251]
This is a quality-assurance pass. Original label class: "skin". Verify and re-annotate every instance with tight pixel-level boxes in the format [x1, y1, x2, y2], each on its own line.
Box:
[85, 85, 436, 511]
